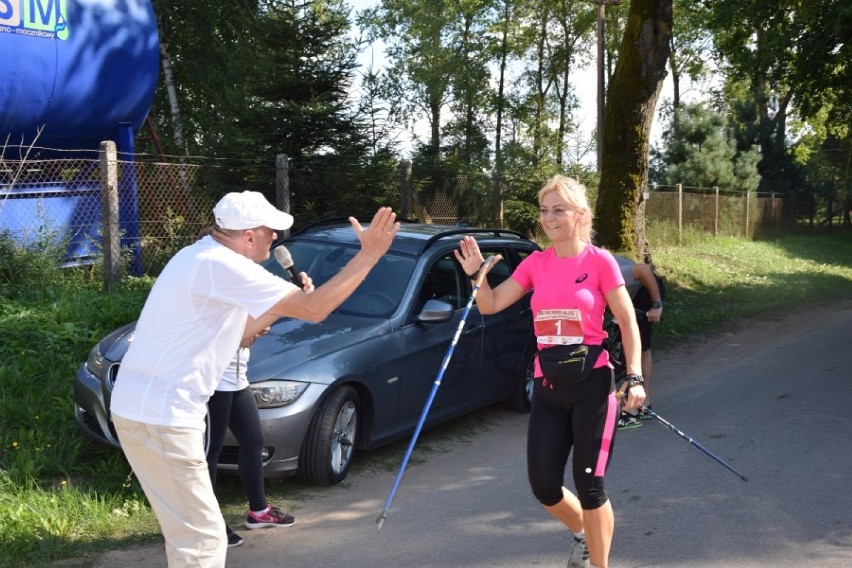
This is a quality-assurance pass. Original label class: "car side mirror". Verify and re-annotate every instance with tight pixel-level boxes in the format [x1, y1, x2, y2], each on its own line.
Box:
[416, 299, 454, 323]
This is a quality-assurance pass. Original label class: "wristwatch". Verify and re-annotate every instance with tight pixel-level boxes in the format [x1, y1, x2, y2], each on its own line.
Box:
[651, 301, 663, 309]
[625, 374, 645, 389]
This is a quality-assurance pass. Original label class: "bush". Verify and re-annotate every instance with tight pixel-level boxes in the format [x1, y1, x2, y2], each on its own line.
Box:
[0, 228, 68, 291]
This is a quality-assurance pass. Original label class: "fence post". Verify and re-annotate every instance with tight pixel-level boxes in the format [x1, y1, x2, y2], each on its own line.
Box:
[677, 183, 683, 246]
[116, 125, 142, 275]
[99, 141, 120, 293]
[770, 192, 776, 229]
[275, 154, 290, 237]
[744, 191, 751, 238]
[713, 186, 719, 237]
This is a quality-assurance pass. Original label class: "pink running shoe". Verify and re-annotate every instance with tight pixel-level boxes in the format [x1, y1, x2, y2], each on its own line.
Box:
[245, 506, 297, 530]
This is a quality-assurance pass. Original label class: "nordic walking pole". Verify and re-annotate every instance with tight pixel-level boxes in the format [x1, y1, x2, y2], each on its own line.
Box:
[376, 256, 497, 530]
[640, 404, 749, 482]
[616, 392, 747, 480]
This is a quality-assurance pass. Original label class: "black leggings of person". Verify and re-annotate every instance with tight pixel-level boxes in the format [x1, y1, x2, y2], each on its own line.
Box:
[527, 365, 617, 510]
[206, 387, 267, 512]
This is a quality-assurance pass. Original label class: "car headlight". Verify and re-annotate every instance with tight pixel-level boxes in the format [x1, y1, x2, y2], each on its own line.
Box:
[250, 381, 309, 409]
[86, 344, 108, 378]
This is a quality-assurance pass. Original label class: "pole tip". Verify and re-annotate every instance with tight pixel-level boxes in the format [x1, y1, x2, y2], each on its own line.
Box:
[741, 475, 749, 482]
[376, 514, 386, 531]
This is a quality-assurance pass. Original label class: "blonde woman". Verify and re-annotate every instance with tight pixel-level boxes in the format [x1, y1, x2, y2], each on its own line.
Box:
[455, 175, 644, 568]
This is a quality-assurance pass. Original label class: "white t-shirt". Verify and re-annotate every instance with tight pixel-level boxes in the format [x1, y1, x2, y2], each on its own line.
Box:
[217, 347, 250, 392]
[110, 236, 296, 428]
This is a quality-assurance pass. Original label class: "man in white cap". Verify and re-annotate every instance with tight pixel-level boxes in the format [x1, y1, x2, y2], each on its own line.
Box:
[110, 191, 399, 567]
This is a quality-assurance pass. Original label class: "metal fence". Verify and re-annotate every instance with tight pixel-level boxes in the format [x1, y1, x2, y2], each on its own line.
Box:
[646, 184, 786, 245]
[1, 146, 798, 283]
[1, 145, 218, 278]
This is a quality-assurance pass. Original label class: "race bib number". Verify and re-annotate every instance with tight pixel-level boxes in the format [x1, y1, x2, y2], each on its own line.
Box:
[535, 309, 584, 345]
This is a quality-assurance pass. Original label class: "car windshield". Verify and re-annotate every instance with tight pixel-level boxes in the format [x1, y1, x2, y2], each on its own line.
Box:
[262, 241, 416, 318]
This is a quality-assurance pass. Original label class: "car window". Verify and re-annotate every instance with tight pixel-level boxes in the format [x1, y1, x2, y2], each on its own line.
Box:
[263, 242, 416, 318]
[475, 246, 527, 288]
[417, 254, 464, 311]
[481, 249, 511, 288]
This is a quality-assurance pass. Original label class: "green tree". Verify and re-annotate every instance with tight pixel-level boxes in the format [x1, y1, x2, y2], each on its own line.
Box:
[708, 0, 799, 195]
[149, 1, 387, 219]
[658, 103, 759, 192]
[237, 0, 387, 218]
[667, 0, 713, 111]
[549, 2, 596, 169]
[361, 0, 459, 163]
[149, 0, 263, 157]
[488, 0, 517, 226]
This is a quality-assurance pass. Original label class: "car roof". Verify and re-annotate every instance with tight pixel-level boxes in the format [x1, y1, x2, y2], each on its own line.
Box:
[285, 219, 537, 257]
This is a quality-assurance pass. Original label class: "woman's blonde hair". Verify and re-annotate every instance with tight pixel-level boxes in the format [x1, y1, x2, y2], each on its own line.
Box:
[538, 174, 595, 243]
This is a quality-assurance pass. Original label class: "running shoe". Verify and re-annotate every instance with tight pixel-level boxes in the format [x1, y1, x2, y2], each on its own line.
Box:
[226, 526, 244, 548]
[639, 405, 654, 420]
[245, 505, 297, 529]
[617, 411, 643, 430]
[566, 535, 589, 567]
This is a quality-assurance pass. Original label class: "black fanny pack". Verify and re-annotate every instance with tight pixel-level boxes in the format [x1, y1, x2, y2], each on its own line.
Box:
[537, 344, 603, 386]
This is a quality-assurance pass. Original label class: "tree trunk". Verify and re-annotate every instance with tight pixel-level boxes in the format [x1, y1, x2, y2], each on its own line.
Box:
[155, 13, 186, 157]
[595, 0, 672, 259]
[491, 0, 511, 227]
[668, 39, 681, 110]
[532, 10, 552, 167]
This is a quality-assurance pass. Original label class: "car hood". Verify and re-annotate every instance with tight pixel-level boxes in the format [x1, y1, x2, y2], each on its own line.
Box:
[101, 322, 137, 362]
[97, 315, 391, 384]
[248, 314, 391, 384]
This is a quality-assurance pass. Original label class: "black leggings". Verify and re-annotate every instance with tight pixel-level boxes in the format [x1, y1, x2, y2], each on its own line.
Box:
[527, 366, 619, 510]
[206, 387, 267, 512]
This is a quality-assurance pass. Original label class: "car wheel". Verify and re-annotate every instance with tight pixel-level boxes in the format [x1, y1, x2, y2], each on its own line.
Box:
[505, 356, 534, 412]
[298, 385, 359, 486]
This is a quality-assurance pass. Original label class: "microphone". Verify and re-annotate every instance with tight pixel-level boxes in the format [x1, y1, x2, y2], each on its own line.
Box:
[273, 245, 301, 285]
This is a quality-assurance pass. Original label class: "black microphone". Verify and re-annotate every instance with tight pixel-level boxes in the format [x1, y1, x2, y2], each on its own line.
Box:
[273, 245, 301, 285]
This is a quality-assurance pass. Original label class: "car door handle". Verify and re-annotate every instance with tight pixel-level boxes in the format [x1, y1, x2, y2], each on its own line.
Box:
[463, 325, 482, 335]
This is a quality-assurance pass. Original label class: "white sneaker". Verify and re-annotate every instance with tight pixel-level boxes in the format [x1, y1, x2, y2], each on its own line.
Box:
[617, 411, 643, 430]
[567, 535, 589, 567]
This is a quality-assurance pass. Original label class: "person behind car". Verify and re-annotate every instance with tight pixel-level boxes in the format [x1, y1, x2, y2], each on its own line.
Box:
[454, 175, 644, 568]
[110, 191, 399, 568]
[613, 257, 664, 430]
[206, 327, 302, 547]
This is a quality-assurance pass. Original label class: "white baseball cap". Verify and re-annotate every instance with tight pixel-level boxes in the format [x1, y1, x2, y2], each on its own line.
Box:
[213, 191, 294, 231]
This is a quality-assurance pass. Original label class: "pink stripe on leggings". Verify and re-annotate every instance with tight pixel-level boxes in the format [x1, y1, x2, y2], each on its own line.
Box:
[594, 392, 619, 476]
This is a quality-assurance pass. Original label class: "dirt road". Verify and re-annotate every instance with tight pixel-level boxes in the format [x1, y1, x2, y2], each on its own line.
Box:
[76, 301, 852, 567]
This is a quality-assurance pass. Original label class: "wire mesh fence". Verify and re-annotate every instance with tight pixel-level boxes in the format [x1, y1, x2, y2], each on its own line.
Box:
[1, 146, 808, 283]
[0, 147, 219, 277]
[646, 184, 786, 245]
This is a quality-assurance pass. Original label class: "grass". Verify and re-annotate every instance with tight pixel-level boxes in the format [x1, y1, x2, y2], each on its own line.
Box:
[1, 228, 851, 567]
[649, 233, 852, 347]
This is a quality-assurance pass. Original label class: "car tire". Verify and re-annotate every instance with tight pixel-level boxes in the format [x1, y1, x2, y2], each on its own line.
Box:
[298, 385, 359, 486]
[504, 356, 534, 412]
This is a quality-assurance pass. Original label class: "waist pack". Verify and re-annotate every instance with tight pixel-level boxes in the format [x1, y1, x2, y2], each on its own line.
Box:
[537, 343, 604, 386]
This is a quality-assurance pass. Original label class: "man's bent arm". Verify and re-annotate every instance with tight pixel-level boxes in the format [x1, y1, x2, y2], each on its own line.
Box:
[254, 208, 399, 328]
